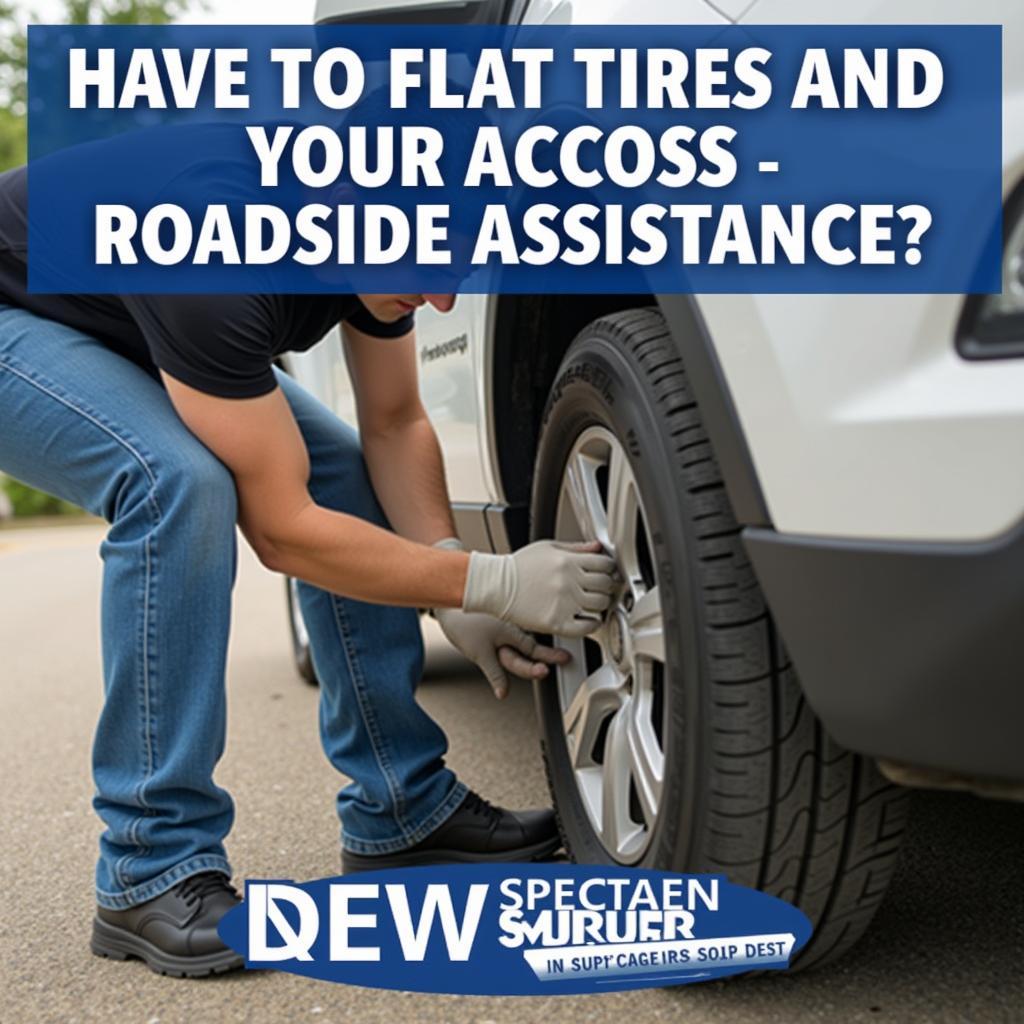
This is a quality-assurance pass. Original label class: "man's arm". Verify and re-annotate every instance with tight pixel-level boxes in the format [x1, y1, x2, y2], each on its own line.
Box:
[340, 319, 582, 697]
[160, 371, 470, 609]
[340, 320, 456, 546]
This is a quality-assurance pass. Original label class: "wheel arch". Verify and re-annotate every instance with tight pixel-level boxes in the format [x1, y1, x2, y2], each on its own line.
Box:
[487, 292, 771, 528]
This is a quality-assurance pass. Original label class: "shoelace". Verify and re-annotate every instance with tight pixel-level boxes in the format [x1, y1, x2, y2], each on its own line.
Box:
[174, 871, 239, 908]
[461, 790, 503, 824]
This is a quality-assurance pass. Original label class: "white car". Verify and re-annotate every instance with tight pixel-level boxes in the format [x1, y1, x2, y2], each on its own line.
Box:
[283, 0, 1024, 969]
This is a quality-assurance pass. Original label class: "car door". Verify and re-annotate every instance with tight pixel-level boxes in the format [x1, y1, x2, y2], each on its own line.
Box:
[307, 0, 515, 510]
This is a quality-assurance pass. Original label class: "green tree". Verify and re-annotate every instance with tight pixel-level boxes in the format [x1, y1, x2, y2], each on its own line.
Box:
[0, 0, 204, 517]
[0, 1, 205, 173]
[0, 476, 80, 518]
[0, 2, 29, 167]
[64, 0, 197, 25]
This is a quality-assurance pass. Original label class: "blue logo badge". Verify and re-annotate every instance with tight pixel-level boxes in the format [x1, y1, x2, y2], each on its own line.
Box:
[218, 863, 812, 995]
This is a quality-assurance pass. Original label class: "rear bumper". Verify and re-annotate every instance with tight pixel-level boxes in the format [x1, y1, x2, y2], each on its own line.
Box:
[744, 521, 1024, 784]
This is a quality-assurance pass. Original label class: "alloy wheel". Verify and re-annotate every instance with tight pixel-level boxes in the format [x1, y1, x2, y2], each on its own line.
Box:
[553, 426, 667, 864]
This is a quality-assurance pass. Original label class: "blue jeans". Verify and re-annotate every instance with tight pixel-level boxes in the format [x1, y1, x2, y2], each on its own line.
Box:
[0, 303, 468, 909]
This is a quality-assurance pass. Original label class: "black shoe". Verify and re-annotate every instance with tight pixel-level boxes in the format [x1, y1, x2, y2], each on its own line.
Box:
[341, 790, 563, 873]
[91, 871, 244, 978]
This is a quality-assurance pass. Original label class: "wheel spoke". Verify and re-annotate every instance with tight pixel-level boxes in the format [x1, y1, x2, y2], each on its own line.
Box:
[562, 662, 625, 770]
[626, 692, 664, 828]
[563, 450, 609, 549]
[289, 578, 310, 649]
[600, 706, 641, 857]
[630, 585, 665, 663]
[604, 442, 637, 562]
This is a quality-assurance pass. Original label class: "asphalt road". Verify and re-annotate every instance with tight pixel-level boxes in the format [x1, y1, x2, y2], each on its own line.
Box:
[2, 522, 1022, 1024]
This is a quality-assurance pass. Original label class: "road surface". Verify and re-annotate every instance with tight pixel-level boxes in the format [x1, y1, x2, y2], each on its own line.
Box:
[1, 522, 1022, 1023]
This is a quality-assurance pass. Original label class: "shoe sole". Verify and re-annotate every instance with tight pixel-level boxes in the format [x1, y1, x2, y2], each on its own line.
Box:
[342, 833, 563, 873]
[91, 917, 244, 979]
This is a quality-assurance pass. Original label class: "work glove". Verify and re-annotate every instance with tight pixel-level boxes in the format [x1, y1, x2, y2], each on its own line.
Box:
[433, 538, 572, 699]
[459, 536, 618, 638]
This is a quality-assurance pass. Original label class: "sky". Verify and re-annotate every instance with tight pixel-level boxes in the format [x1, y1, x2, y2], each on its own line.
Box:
[21, 0, 316, 26]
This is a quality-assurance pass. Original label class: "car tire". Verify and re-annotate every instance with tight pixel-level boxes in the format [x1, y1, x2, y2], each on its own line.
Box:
[530, 308, 909, 971]
[285, 577, 319, 686]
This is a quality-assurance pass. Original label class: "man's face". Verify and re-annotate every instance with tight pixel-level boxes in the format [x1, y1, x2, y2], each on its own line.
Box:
[358, 294, 457, 323]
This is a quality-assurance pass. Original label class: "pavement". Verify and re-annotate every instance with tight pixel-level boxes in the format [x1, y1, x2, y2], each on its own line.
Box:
[1, 521, 1022, 1024]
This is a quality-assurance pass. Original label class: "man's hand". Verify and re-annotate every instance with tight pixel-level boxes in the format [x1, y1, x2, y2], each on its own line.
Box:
[432, 537, 572, 697]
[434, 607, 571, 700]
[463, 539, 619, 637]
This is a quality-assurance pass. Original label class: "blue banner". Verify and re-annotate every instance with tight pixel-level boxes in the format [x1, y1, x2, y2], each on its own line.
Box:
[217, 863, 813, 994]
[28, 24, 1002, 295]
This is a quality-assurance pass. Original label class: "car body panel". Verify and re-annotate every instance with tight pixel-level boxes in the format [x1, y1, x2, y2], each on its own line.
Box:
[299, 0, 1024, 780]
[283, 298, 495, 503]
[522, 0, 1024, 542]
[707, 0, 759, 19]
[701, 0, 1024, 542]
[316, 0, 492, 19]
[520, 0, 727, 27]
[309, 0, 1024, 543]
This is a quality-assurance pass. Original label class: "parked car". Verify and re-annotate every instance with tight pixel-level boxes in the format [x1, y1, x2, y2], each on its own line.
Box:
[282, 0, 1024, 971]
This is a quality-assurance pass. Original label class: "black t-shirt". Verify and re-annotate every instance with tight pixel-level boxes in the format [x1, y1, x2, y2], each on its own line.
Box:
[0, 164, 415, 398]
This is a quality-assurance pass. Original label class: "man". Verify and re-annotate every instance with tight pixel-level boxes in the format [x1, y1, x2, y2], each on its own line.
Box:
[0, 162, 618, 977]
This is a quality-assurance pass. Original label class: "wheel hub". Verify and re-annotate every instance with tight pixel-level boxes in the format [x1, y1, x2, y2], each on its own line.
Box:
[607, 609, 630, 670]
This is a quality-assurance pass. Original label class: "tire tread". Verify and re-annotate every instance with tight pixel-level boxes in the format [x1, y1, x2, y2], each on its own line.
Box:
[538, 307, 908, 971]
